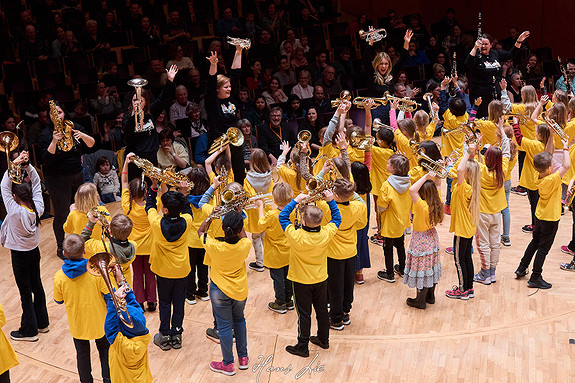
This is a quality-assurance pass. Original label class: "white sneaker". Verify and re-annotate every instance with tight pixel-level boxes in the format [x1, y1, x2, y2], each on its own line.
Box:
[185, 298, 197, 305]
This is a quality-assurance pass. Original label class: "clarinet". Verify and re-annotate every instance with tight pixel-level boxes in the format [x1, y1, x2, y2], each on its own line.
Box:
[476, 12, 483, 59]
[558, 57, 572, 95]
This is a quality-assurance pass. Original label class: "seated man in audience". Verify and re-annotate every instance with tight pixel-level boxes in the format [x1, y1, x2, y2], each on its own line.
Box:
[215, 7, 243, 37]
[315, 66, 343, 97]
[303, 85, 331, 114]
[170, 85, 193, 124]
[162, 10, 191, 44]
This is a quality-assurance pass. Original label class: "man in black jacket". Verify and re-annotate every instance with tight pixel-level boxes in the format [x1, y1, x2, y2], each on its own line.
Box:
[259, 107, 297, 164]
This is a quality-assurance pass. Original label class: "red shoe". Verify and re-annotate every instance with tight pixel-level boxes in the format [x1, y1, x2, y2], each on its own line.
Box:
[355, 271, 364, 284]
[444, 205, 451, 215]
[561, 245, 575, 256]
[238, 357, 249, 370]
[210, 361, 235, 376]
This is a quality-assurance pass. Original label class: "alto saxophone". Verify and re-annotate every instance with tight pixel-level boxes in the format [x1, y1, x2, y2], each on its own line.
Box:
[49, 100, 75, 151]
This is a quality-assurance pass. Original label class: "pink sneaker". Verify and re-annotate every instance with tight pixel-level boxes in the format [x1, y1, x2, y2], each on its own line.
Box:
[445, 286, 469, 300]
[210, 361, 235, 376]
[239, 356, 250, 370]
[561, 245, 575, 256]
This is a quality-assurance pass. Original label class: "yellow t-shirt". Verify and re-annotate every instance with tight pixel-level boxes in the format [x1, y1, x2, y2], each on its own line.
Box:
[278, 165, 307, 196]
[347, 146, 365, 163]
[109, 333, 153, 383]
[474, 119, 498, 147]
[326, 201, 367, 260]
[83, 239, 136, 287]
[209, 169, 235, 184]
[204, 236, 251, 301]
[378, 179, 412, 238]
[478, 158, 509, 214]
[121, 189, 153, 255]
[449, 181, 476, 238]
[187, 198, 210, 249]
[509, 103, 536, 143]
[64, 206, 110, 238]
[535, 172, 562, 221]
[505, 153, 518, 182]
[409, 165, 426, 184]
[257, 209, 290, 269]
[518, 137, 545, 190]
[53, 267, 107, 340]
[147, 209, 193, 279]
[285, 222, 339, 284]
[0, 304, 18, 375]
[419, 122, 436, 141]
[243, 176, 274, 233]
[412, 198, 434, 232]
[313, 143, 340, 175]
[441, 110, 469, 157]
[394, 129, 417, 167]
[562, 142, 575, 185]
[370, 145, 393, 197]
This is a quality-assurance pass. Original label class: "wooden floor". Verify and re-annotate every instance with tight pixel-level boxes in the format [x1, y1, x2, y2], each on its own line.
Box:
[2, 166, 575, 382]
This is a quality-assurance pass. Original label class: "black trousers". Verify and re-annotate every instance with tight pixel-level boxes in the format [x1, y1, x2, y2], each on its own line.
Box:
[527, 188, 540, 226]
[453, 236, 474, 291]
[187, 247, 209, 298]
[568, 207, 575, 252]
[44, 171, 84, 248]
[230, 144, 246, 185]
[292, 280, 329, 348]
[0, 370, 9, 383]
[519, 218, 559, 275]
[72, 336, 111, 383]
[327, 257, 356, 323]
[11, 248, 49, 336]
[156, 275, 187, 336]
[382, 235, 405, 274]
[270, 265, 292, 304]
[518, 150, 526, 180]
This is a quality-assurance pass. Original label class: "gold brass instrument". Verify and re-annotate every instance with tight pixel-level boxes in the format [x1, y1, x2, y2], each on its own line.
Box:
[442, 120, 481, 146]
[294, 130, 311, 154]
[372, 118, 392, 132]
[416, 147, 449, 178]
[541, 111, 569, 141]
[310, 154, 326, 168]
[359, 28, 387, 45]
[349, 131, 375, 150]
[227, 36, 251, 50]
[49, 100, 75, 151]
[353, 92, 420, 112]
[244, 192, 274, 209]
[0, 131, 24, 184]
[86, 208, 134, 328]
[325, 158, 344, 181]
[127, 78, 148, 133]
[208, 127, 244, 154]
[558, 57, 572, 95]
[423, 93, 437, 120]
[502, 111, 530, 125]
[352, 97, 386, 109]
[129, 155, 193, 192]
[215, 166, 229, 205]
[331, 90, 352, 108]
[563, 184, 575, 207]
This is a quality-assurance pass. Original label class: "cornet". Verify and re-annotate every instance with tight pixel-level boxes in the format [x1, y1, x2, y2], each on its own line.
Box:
[294, 130, 311, 154]
[541, 111, 569, 141]
[331, 90, 352, 108]
[0, 131, 24, 184]
[244, 193, 274, 209]
[383, 92, 421, 112]
[227, 36, 251, 50]
[416, 147, 449, 178]
[349, 131, 375, 150]
[359, 28, 387, 45]
[127, 78, 149, 133]
[208, 127, 245, 154]
[372, 118, 392, 132]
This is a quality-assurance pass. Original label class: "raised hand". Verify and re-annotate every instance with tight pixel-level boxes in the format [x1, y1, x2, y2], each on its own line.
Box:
[517, 31, 530, 43]
[166, 65, 178, 82]
[206, 51, 218, 66]
[500, 78, 507, 90]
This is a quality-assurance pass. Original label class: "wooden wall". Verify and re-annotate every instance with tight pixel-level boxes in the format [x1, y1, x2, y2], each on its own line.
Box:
[340, 0, 575, 59]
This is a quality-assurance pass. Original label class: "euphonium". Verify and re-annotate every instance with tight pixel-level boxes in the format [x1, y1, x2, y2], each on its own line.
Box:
[227, 36, 251, 49]
[331, 90, 352, 108]
[208, 127, 244, 154]
[49, 99, 75, 151]
[129, 155, 193, 192]
[127, 78, 148, 133]
[352, 97, 386, 109]
[349, 131, 375, 150]
[358, 28, 387, 45]
[541, 111, 569, 141]
[416, 147, 449, 178]
[0, 131, 24, 184]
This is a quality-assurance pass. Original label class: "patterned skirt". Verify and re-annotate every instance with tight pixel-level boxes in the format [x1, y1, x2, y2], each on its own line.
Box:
[403, 228, 442, 289]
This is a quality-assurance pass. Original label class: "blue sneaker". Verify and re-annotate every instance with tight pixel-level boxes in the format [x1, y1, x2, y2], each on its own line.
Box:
[474, 269, 491, 285]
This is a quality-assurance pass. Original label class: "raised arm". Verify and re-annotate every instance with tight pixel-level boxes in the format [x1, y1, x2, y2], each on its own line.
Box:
[457, 141, 477, 185]
[231, 46, 243, 70]
[409, 171, 433, 203]
[121, 153, 134, 189]
[559, 137, 571, 178]
[531, 95, 547, 123]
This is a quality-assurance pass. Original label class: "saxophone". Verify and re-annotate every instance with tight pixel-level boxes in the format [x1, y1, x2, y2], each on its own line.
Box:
[49, 100, 75, 151]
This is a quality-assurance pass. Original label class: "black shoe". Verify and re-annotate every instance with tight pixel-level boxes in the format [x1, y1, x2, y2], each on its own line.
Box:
[147, 302, 157, 312]
[309, 336, 329, 349]
[426, 284, 436, 304]
[528, 275, 552, 289]
[515, 267, 528, 278]
[10, 331, 38, 342]
[406, 288, 427, 309]
[377, 270, 395, 283]
[206, 327, 220, 344]
[329, 318, 344, 331]
[522, 224, 533, 233]
[171, 334, 182, 349]
[153, 333, 171, 351]
[393, 264, 404, 277]
[286, 345, 309, 358]
[342, 313, 351, 325]
[57, 248, 65, 260]
[248, 262, 265, 272]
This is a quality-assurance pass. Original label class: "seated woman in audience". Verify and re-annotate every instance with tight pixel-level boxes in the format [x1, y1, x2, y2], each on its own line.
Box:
[134, 16, 161, 48]
[283, 95, 306, 121]
[166, 44, 195, 70]
[157, 128, 190, 170]
[262, 77, 288, 107]
[280, 28, 302, 55]
[394, 70, 413, 95]
[297, 106, 322, 157]
[291, 69, 313, 99]
[245, 96, 269, 128]
[523, 54, 545, 80]
[404, 40, 430, 66]
[426, 63, 446, 92]
[62, 30, 82, 57]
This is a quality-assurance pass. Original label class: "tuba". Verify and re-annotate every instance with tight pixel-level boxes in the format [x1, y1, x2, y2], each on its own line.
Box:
[227, 36, 251, 49]
[359, 28, 387, 45]
[208, 127, 244, 154]
[49, 100, 75, 151]
[349, 131, 375, 150]
[129, 155, 193, 192]
[127, 78, 149, 132]
[0, 131, 24, 184]
[331, 90, 352, 108]
[541, 111, 569, 141]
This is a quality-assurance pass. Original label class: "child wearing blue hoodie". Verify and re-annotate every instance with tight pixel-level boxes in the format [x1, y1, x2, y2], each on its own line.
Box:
[53, 234, 110, 383]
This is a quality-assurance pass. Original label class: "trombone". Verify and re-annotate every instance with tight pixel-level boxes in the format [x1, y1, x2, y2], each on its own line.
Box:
[540, 111, 569, 141]
[127, 78, 148, 133]
[359, 28, 387, 45]
[227, 36, 251, 49]
[331, 90, 352, 108]
[208, 127, 244, 154]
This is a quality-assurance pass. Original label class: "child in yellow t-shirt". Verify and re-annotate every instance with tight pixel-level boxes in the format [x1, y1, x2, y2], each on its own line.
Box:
[63, 182, 110, 243]
[256, 183, 294, 313]
[0, 303, 18, 382]
[53, 234, 110, 383]
[377, 154, 412, 283]
[280, 189, 341, 358]
[516, 135, 570, 289]
[404, 172, 444, 309]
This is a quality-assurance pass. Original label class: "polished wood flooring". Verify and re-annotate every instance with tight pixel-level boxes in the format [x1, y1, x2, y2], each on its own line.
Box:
[2, 167, 575, 382]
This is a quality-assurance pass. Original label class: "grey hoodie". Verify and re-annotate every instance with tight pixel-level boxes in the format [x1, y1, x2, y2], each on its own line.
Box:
[245, 171, 272, 193]
[387, 174, 411, 194]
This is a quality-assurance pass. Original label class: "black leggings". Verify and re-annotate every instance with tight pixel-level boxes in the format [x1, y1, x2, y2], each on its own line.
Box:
[527, 188, 540, 226]
[453, 236, 474, 291]
[382, 235, 405, 274]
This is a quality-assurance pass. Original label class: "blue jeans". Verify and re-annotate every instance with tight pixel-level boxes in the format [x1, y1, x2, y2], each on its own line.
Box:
[210, 281, 248, 365]
[501, 180, 511, 237]
[269, 266, 292, 304]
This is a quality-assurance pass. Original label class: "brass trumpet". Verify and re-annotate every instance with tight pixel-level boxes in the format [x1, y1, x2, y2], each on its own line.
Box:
[208, 127, 244, 154]
[416, 147, 449, 178]
[359, 28, 387, 45]
[349, 131, 376, 150]
[502, 112, 530, 124]
[372, 118, 392, 132]
[227, 36, 251, 49]
[129, 155, 193, 192]
[423, 92, 438, 120]
[541, 111, 569, 141]
[127, 78, 149, 133]
[352, 97, 386, 109]
[382, 92, 421, 112]
[294, 130, 311, 154]
[244, 192, 274, 209]
[331, 90, 352, 108]
[0, 131, 24, 184]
